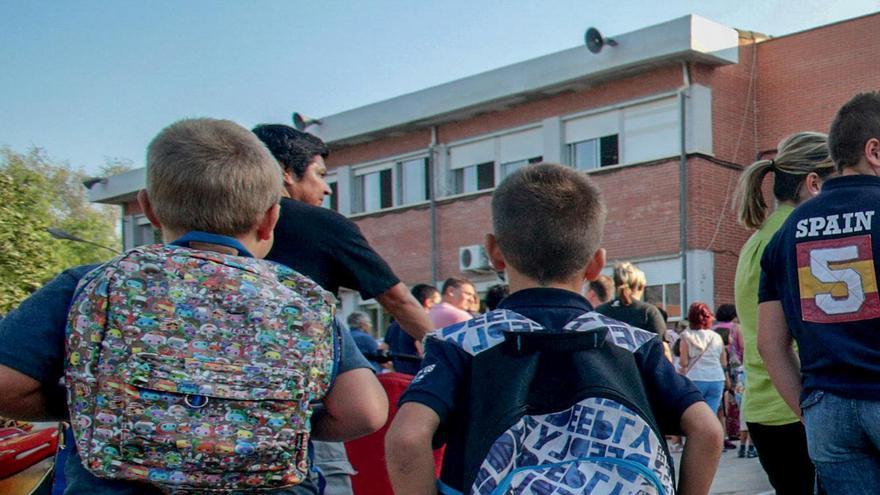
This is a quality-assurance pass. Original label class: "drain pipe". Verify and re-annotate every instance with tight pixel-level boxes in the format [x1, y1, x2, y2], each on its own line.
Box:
[679, 62, 691, 312]
[429, 126, 439, 284]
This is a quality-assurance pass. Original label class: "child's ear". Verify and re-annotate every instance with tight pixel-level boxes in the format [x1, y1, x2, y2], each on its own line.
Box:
[865, 137, 880, 172]
[137, 190, 162, 230]
[257, 203, 280, 241]
[584, 248, 606, 281]
[485, 233, 506, 271]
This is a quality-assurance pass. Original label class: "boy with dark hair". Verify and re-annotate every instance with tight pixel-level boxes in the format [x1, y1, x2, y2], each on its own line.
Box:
[411, 283, 442, 309]
[483, 284, 509, 312]
[759, 91, 880, 493]
[584, 274, 614, 307]
[387, 163, 721, 494]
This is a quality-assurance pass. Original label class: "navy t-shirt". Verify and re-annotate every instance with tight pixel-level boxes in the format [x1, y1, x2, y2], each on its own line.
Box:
[0, 234, 371, 494]
[384, 321, 421, 375]
[400, 288, 704, 444]
[267, 198, 399, 298]
[350, 329, 381, 373]
[760, 175, 880, 401]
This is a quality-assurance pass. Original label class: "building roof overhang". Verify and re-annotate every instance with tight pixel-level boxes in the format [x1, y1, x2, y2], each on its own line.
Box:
[89, 14, 738, 205]
[310, 15, 739, 146]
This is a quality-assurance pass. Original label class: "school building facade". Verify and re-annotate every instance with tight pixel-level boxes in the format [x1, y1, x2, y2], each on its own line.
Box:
[88, 12, 880, 328]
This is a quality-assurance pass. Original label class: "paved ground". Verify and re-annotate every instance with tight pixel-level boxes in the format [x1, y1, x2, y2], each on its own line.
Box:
[673, 444, 774, 495]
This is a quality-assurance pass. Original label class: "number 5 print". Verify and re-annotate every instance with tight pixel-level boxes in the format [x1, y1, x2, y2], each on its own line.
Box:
[796, 235, 880, 323]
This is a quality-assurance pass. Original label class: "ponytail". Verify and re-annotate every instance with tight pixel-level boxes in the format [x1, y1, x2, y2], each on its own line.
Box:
[618, 285, 634, 305]
[735, 132, 835, 231]
[734, 159, 775, 230]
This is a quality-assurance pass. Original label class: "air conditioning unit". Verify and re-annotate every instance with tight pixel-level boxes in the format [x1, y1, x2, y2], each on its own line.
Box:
[459, 245, 492, 272]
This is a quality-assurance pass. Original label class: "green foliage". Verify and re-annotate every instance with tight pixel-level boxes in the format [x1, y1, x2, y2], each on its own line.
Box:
[0, 147, 128, 313]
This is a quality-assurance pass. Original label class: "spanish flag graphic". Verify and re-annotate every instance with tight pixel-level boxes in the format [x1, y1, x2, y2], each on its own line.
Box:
[797, 235, 880, 323]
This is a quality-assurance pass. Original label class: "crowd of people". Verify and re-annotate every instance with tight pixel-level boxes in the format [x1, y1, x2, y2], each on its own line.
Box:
[0, 91, 879, 494]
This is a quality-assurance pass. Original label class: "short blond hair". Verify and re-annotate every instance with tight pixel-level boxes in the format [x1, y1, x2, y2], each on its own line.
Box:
[146, 118, 282, 236]
[613, 262, 646, 305]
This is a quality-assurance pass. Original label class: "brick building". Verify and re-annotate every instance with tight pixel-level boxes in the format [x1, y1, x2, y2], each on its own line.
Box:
[88, 13, 880, 329]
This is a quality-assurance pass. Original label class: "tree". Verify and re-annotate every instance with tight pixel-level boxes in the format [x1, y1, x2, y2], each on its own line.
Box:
[0, 147, 128, 313]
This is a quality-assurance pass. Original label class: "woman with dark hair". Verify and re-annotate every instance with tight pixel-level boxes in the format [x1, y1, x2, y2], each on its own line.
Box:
[714, 303, 754, 455]
[733, 131, 834, 492]
[679, 302, 727, 416]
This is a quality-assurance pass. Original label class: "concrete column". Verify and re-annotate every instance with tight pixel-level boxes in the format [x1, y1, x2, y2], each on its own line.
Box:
[542, 117, 563, 164]
[336, 165, 352, 215]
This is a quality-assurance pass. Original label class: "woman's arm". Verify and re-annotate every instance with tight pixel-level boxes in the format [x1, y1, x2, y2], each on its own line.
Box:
[678, 335, 689, 371]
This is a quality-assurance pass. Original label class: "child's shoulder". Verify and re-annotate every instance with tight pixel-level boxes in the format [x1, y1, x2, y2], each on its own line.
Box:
[432, 309, 543, 356]
[432, 309, 660, 357]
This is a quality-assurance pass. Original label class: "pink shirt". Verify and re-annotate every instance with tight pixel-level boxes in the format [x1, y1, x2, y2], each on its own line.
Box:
[429, 302, 472, 330]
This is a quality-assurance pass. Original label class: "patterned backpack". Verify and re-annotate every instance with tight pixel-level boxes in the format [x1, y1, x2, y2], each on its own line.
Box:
[433, 310, 675, 495]
[65, 244, 336, 492]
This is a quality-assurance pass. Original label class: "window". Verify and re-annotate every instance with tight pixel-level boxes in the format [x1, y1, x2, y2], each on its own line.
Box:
[353, 168, 393, 214]
[452, 161, 494, 194]
[322, 179, 338, 211]
[501, 156, 542, 179]
[568, 134, 618, 171]
[399, 158, 429, 205]
[448, 127, 542, 196]
[644, 283, 682, 319]
[351, 157, 429, 214]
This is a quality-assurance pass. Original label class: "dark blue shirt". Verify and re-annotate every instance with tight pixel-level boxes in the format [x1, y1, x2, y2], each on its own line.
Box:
[400, 287, 703, 441]
[760, 175, 880, 400]
[350, 329, 380, 373]
[384, 321, 421, 375]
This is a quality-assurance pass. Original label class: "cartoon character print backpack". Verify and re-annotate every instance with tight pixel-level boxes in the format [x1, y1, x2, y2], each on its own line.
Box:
[434, 310, 675, 495]
[65, 244, 336, 492]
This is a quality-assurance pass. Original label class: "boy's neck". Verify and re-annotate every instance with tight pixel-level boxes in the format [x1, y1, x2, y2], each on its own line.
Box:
[505, 270, 584, 296]
[186, 241, 240, 256]
[162, 229, 263, 258]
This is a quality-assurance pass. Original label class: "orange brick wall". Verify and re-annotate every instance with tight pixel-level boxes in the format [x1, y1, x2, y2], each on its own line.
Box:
[686, 157, 753, 305]
[756, 13, 880, 152]
[693, 35, 760, 165]
[591, 160, 681, 262]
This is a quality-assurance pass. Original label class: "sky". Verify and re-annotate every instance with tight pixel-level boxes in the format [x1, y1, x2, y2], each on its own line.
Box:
[1, 0, 878, 175]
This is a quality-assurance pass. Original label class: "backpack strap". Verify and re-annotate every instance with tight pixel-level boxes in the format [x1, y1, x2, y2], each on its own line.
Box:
[503, 328, 606, 355]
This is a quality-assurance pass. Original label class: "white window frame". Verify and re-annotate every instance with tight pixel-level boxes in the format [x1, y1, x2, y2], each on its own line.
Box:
[446, 124, 543, 197]
[322, 173, 338, 211]
[561, 91, 682, 171]
[349, 154, 430, 214]
[566, 134, 619, 171]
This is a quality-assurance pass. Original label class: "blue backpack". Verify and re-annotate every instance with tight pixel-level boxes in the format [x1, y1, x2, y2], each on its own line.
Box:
[434, 310, 675, 495]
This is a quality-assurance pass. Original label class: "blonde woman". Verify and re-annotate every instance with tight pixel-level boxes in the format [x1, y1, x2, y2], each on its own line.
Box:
[595, 262, 667, 339]
[733, 131, 834, 493]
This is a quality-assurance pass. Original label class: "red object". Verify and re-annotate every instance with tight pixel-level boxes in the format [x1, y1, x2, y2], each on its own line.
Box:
[0, 427, 58, 479]
[345, 372, 444, 495]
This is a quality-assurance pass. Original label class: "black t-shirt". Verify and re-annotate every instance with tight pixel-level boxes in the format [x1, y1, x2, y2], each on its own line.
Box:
[267, 198, 399, 298]
[595, 298, 667, 340]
